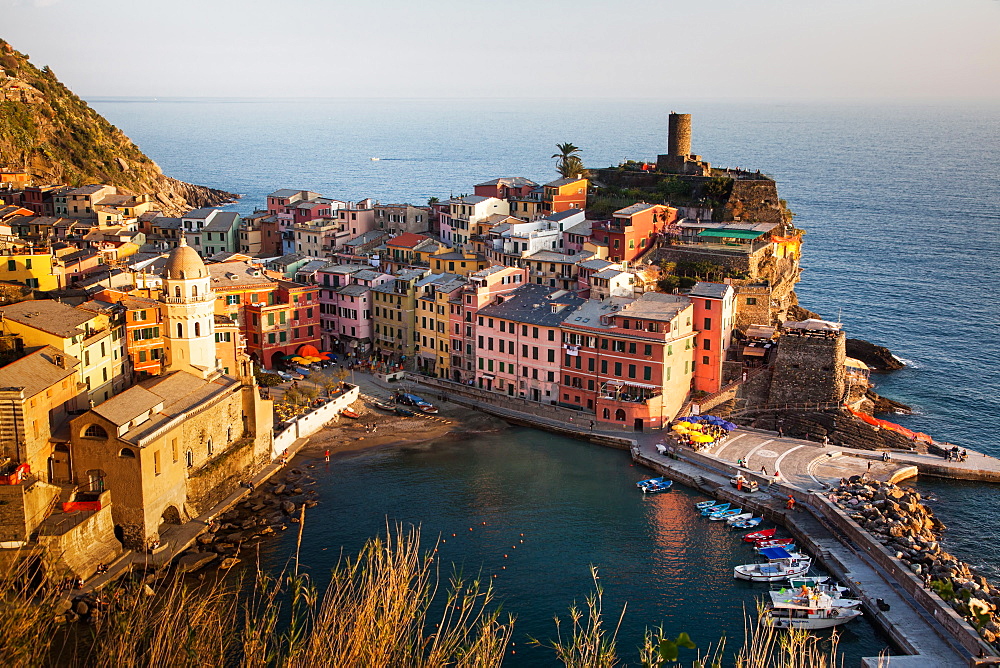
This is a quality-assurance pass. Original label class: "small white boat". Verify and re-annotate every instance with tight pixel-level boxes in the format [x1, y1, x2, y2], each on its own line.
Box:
[735, 548, 812, 582]
[726, 512, 753, 525]
[764, 589, 863, 629]
[709, 507, 743, 521]
[370, 157, 380, 161]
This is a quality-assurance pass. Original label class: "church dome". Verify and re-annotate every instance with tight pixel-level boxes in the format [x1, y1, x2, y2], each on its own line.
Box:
[163, 237, 208, 280]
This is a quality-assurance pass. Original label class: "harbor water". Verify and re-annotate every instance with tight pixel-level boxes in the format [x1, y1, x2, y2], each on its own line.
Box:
[254, 427, 891, 664]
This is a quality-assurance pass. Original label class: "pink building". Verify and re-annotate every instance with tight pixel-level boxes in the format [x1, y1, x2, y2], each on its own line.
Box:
[447, 265, 528, 383]
[317, 265, 392, 356]
[474, 283, 584, 402]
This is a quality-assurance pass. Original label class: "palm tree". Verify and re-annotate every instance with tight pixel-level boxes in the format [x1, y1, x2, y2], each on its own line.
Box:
[552, 143, 586, 178]
[427, 196, 439, 208]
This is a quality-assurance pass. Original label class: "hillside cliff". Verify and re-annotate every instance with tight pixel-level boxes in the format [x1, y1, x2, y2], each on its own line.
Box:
[0, 39, 235, 215]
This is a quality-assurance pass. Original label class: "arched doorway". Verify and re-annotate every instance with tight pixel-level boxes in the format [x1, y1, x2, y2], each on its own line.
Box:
[270, 350, 286, 370]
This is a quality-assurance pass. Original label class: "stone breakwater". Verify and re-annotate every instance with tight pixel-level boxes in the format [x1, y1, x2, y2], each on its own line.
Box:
[831, 477, 1000, 647]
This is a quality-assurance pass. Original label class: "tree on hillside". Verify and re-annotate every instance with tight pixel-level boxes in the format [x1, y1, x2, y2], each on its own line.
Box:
[552, 142, 588, 178]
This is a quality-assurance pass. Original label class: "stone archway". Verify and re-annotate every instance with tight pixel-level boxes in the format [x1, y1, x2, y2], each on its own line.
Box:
[160, 505, 181, 526]
[270, 350, 286, 370]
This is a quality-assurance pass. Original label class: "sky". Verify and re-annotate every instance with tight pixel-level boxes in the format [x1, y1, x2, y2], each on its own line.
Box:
[2, 0, 999, 101]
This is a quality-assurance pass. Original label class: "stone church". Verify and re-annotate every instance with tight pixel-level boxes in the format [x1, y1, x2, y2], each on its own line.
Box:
[69, 239, 273, 549]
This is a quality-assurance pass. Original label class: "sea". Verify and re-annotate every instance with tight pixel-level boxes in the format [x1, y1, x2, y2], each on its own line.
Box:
[91, 97, 1000, 663]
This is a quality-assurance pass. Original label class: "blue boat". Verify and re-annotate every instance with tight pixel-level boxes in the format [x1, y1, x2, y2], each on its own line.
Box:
[642, 479, 673, 494]
[733, 517, 763, 529]
[710, 507, 743, 521]
[637, 476, 666, 489]
[701, 502, 731, 516]
[695, 499, 719, 509]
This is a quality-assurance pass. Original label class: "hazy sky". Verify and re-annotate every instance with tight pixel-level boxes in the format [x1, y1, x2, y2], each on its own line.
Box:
[3, 0, 999, 100]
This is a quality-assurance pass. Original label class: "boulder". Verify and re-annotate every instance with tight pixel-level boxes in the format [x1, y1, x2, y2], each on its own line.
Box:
[281, 500, 296, 515]
[196, 533, 216, 545]
[176, 552, 217, 574]
[273, 484, 286, 495]
[74, 600, 89, 615]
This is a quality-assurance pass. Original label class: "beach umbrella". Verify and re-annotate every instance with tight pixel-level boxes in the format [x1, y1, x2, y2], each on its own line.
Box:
[691, 433, 714, 443]
[721, 421, 738, 431]
[280, 354, 296, 360]
[672, 424, 689, 433]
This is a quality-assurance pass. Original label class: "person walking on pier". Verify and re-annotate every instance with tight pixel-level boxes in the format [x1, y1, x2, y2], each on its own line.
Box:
[760, 465, 767, 475]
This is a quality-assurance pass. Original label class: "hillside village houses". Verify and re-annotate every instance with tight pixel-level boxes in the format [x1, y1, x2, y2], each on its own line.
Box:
[0, 153, 810, 576]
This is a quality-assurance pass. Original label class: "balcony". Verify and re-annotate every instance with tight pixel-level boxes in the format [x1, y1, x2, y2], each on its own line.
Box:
[598, 381, 662, 404]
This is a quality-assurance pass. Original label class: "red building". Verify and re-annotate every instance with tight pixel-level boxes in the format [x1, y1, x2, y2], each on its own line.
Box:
[590, 203, 677, 263]
[244, 281, 320, 369]
[559, 293, 696, 431]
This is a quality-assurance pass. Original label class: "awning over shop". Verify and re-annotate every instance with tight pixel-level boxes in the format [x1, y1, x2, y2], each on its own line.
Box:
[697, 229, 765, 240]
[742, 347, 766, 357]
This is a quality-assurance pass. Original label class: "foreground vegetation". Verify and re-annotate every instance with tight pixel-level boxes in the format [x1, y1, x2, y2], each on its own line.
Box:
[0, 525, 859, 667]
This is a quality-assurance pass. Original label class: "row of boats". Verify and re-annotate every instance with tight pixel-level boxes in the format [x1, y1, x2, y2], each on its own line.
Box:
[696, 499, 864, 630]
[695, 498, 763, 530]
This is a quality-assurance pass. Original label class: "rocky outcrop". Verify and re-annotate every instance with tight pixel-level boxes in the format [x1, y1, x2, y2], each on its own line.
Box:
[742, 408, 917, 451]
[865, 388, 912, 415]
[831, 478, 1000, 648]
[846, 338, 905, 372]
[0, 40, 235, 216]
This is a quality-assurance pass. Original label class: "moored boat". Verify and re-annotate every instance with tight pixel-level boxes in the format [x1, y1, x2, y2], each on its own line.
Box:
[743, 527, 777, 543]
[709, 508, 743, 521]
[735, 548, 812, 581]
[725, 512, 753, 525]
[732, 517, 763, 529]
[695, 499, 720, 509]
[701, 502, 731, 516]
[780, 580, 856, 605]
[642, 479, 673, 493]
[756, 537, 795, 549]
[764, 589, 863, 629]
[637, 476, 666, 489]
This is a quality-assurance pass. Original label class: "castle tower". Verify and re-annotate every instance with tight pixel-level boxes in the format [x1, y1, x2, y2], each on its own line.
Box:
[159, 238, 218, 378]
[667, 112, 692, 158]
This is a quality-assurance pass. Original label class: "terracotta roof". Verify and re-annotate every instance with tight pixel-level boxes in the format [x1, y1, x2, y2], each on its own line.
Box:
[0, 299, 94, 338]
[386, 233, 430, 249]
[0, 346, 79, 398]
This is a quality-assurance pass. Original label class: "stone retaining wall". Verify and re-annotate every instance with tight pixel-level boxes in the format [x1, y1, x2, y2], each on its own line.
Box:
[272, 384, 359, 457]
[809, 493, 992, 659]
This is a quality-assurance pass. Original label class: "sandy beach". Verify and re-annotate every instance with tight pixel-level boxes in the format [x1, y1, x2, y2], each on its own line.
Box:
[293, 394, 509, 463]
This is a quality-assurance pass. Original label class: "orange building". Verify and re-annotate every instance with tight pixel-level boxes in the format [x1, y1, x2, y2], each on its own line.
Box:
[206, 261, 278, 323]
[93, 289, 166, 379]
[591, 203, 677, 263]
[542, 177, 588, 215]
[689, 282, 735, 395]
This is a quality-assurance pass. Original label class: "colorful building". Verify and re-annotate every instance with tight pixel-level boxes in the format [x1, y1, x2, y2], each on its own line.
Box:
[542, 177, 587, 215]
[559, 293, 696, 430]
[414, 273, 467, 378]
[0, 249, 59, 291]
[590, 203, 676, 264]
[690, 282, 736, 395]
[243, 281, 320, 370]
[475, 283, 584, 401]
[371, 269, 425, 364]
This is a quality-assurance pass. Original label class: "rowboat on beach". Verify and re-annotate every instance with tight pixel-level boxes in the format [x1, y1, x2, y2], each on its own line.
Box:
[340, 409, 361, 419]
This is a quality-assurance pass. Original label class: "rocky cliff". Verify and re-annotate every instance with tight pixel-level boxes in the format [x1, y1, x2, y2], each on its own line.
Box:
[0, 39, 235, 215]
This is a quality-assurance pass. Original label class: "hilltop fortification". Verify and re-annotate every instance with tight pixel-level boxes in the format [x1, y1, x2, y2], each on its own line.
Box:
[0, 39, 235, 215]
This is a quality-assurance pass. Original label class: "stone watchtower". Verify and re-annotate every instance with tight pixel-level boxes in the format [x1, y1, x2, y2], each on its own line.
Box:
[159, 238, 219, 378]
[668, 112, 692, 159]
[766, 323, 846, 408]
[657, 112, 711, 175]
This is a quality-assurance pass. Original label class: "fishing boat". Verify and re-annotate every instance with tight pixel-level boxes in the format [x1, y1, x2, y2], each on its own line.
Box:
[743, 527, 777, 543]
[725, 512, 753, 525]
[393, 392, 439, 413]
[764, 589, 863, 629]
[370, 401, 396, 412]
[782, 579, 855, 603]
[393, 406, 414, 417]
[340, 409, 361, 419]
[709, 508, 743, 521]
[695, 499, 720, 510]
[701, 502, 731, 516]
[734, 548, 812, 581]
[731, 517, 762, 529]
[637, 476, 666, 489]
[642, 479, 673, 494]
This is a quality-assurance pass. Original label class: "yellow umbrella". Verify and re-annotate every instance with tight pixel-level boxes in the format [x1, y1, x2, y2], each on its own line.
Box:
[672, 424, 689, 432]
[691, 433, 714, 443]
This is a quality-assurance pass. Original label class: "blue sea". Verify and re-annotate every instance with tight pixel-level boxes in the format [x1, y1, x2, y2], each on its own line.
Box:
[92, 97, 1000, 660]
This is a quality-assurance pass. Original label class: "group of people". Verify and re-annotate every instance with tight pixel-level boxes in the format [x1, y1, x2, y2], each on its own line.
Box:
[944, 445, 968, 462]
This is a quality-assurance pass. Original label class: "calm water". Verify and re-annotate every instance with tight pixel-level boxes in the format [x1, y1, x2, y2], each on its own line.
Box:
[253, 429, 889, 664]
[91, 97, 1000, 659]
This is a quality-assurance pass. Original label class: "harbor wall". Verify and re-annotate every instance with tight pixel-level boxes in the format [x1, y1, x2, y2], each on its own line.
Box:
[808, 493, 994, 660]
[272, 384, 359, 457]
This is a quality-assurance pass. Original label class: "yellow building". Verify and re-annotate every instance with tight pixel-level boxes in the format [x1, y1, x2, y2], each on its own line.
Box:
[0, 299, 129, 405]
[0, 345, 85, 480]
[429, 249, 490, 276]
[0, 250, 59, 291]
[414, 273, 466, 378]
[371, 269, 425, 362]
